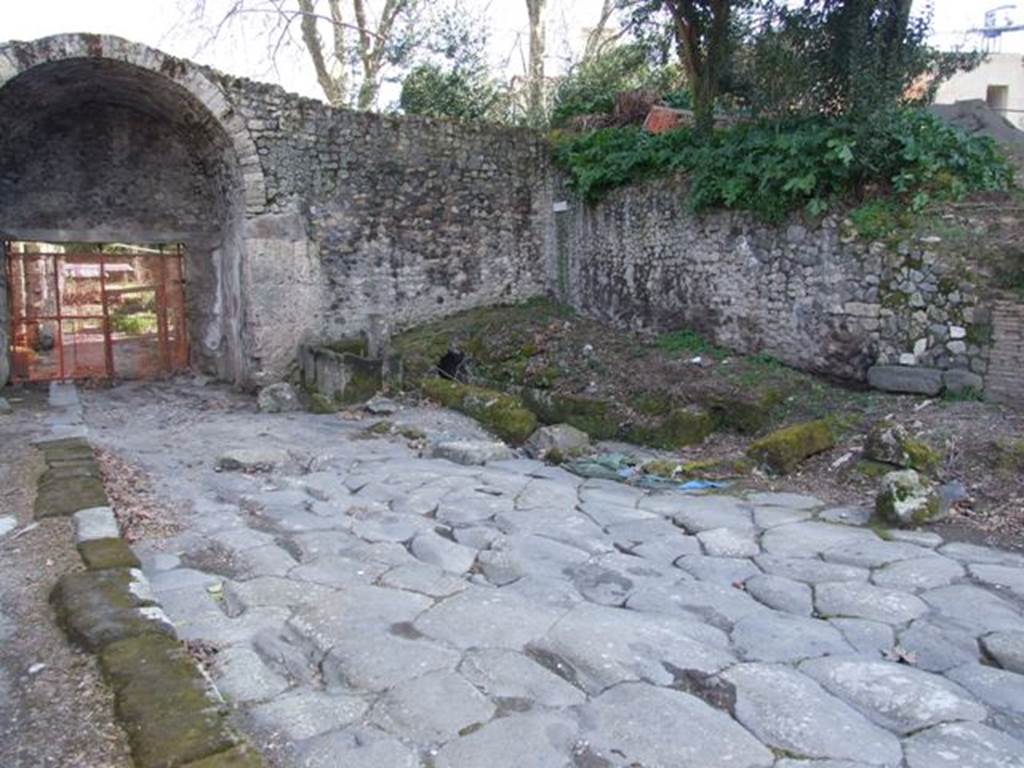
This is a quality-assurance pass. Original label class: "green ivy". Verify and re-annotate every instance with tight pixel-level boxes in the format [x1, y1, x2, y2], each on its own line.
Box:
[553, 109, 1014, 221]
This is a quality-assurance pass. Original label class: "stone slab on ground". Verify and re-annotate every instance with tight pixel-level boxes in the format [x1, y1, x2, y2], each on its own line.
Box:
[867, 365, 944, 395]
[73, 506, 120, 542]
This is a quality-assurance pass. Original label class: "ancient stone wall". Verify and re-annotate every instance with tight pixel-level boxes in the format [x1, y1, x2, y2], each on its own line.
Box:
[556, 176, 993, 389]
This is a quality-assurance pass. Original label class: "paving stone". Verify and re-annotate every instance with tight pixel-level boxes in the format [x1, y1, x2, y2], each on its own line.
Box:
[379, 562, 468, 598]
[722, 663, 902, 765]
[817, 505, 872, 525]
[515, 478, 579, 512]
[821, 539, 937, 569]
[579, 500, 656, 527]
[578, 682, 773, 768]
[530, 602, 732, 694]
[815, 581, 929, 624]
[478, 534, 589, 586]
[980, 630, 1024, 673]
[746, 492, 823, 510]
[948, 662, 1024, 719]
[452, 526, 503, 549]
[247, 689, 368, 740]
[665, 498, 755, 533]
[799, 657, 986, 734]
[458, 648, 585, 707]
[212, 645, 290, 704]
[435, 711, 578, 768]
[289, 555, 390, 587]
[752, 506, 813, 528]
[235, 543, 297, 577]
[436, 491, 513, 526]
[216, 448, 289, 472]
[921, 584, 1024, 633]
[731, 613, 852, 662]
[410, 532, 479, 574]
[897, 619, 982, 672]
[628, 579, 769, 630]
[209, 527, 280, 553]
[605, 518, 684, 547]
[571, 555, 675, 606]
[744, 574, 813, 616]
[348, 511, 433, 543]
[760, 522, 878, 559]
[774, 762, 873, 768]
[0, 516, 16, 538]
[903, 722, 1024, 768]
[322, 629, 462, 691]
[871, 556, 964, 591]
[969, 563, 1024, 600]
[288, 586, 432, 653]
[72, 506, 119, 542]
[938, 542, 1024, 567]
[755, 555, 868, 584]
[629, 535, 703, 565]
[675, 555, 761, 586]
[888, 529, 943, 548]
[296, 729, 421, 768]
[372, 670, 495, 744]
[698, 527, 760, 557]
[414, 586, 564, 651]
[174, 607, 291, 648]
[829, 618, 894, 658]
[222, 577, 336, 615]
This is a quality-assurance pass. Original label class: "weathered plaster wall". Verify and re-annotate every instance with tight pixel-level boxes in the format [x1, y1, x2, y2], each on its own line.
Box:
[556, 176, 992, 387]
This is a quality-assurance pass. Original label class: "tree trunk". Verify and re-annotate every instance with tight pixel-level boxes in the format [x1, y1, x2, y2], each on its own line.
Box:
[525, 0, 547, 126]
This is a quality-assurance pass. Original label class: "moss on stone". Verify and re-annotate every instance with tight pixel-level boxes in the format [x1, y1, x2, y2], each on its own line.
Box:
[642, 458, 683, 479]
[421, 378, 537, 444]
[631, 391, 674, 417]
[52, 569, 172, 651]
[519, 388, 619, 440]
[100, 635, 237, 768]
[34, 474, 109, 518]
[626, 407, 715, 450]
[904, 439, 941, 476]
[746, 419, 835, 474]
[856, 459, 892, 479]
[307, 392, 337, 414]
[336, 355, 383, 405]
[323, 337, 368, 356]
[79, 538, 141, 570]
[704, 390, 784, 435]
[365, 420, 394, 436]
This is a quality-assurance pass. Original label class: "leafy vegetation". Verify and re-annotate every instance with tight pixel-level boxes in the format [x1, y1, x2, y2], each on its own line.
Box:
[554, 109, 1014, 220]
[655, 329, 728, 359]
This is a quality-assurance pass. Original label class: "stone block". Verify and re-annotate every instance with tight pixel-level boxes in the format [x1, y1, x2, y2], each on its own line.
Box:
[73, 506, 119, 542]
[943, 369, 983, 396]
[867, 365, 944, 396]
[78, 538, 141, 570]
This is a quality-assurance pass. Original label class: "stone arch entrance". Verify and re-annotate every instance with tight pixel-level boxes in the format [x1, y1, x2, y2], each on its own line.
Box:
[0, 34, 267, 386]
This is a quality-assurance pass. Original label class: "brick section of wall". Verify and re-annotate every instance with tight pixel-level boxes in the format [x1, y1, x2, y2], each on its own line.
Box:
[986, 298, 1024, 405]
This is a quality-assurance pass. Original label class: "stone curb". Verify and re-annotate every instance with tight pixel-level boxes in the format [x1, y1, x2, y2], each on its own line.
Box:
[36, 437, 263, 768]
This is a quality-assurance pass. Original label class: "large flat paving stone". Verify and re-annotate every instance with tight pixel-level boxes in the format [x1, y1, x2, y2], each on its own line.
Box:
[371, 670, 496, 744]
[744, 574, 813, 616]
[321, 629, 462, 691]
[698, 527, 760, 557]
[296, 728, 420, 768]
[981, 630, 1024, 673]
[414, 586, 565, 650]
[731, 613, 852, 662]
[627, 579, 770, 630]
[897, 619, 982, 672]
[722, 663, 903, 766]
[798, 657, 986, 734]
[755, 555, 868, 584]
[458, 648, 585, 707]
[578, 682, 773, 768]
[870, 556, 964, 591]
[674, 555, 760, 586]
[947, 663, 1024, 721]
[246, 689, 368, 741]
[814, 582, 929, 624]
[921, 584, 1024, 634]
[903, 722, 1024, 768]
[434, 711, 578, 768]
[760, 522, 878, 559]
[821, 539, 939, 569]
[288, 586, 432, 651]
[529, 602, 732, 694]
[969, 563, 1024, 600]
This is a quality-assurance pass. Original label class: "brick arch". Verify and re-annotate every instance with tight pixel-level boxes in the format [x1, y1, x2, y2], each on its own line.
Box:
[0, 33, 266, 213]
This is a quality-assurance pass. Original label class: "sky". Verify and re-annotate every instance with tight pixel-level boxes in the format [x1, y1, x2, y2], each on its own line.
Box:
[2, 0, 1022, 105]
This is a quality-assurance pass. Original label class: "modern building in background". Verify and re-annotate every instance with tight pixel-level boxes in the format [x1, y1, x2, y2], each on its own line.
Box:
[934, 53, 1024, 130]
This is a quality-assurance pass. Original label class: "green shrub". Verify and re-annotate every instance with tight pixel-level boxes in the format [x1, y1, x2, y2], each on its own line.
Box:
[553, 109, 1014, 220]
[110, 313, 157, 335]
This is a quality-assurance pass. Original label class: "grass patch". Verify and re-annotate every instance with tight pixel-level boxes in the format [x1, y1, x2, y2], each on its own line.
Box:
[656, 329, 729, 360]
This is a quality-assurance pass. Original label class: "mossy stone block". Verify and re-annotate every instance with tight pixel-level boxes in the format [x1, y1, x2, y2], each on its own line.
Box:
[101, 635, 237, 768]
[705, 391, 784, 435]
[746, 419, 835, 474]
[35, 474, 109, 518]
[52, 568, 172, 651]
[626, 407, 716, 450]
[422, 378, 537, 444]
[520, 388, 619, 439]
[79, 538, 141, 570]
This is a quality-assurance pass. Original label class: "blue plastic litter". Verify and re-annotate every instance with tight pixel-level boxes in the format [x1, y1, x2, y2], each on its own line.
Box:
[679, 479, 727, 490]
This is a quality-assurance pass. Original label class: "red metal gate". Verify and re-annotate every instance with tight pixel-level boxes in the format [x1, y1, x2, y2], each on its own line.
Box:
[5, 243, 189, 382]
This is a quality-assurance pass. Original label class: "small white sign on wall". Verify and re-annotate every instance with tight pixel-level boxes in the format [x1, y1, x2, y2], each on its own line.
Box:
[553, 201, 569, 213]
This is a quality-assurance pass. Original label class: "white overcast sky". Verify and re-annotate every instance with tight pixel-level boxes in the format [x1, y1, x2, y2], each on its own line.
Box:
[1, 1, 1021, 104]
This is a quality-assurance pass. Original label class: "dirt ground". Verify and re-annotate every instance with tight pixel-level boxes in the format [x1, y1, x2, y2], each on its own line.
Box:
[0, 385, 132, 768]
[395, 300, 1024, 552]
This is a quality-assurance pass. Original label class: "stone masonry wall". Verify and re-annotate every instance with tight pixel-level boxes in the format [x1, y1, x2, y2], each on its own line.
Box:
[208, 76, 552, 379]
[556, 176, 992, 387]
